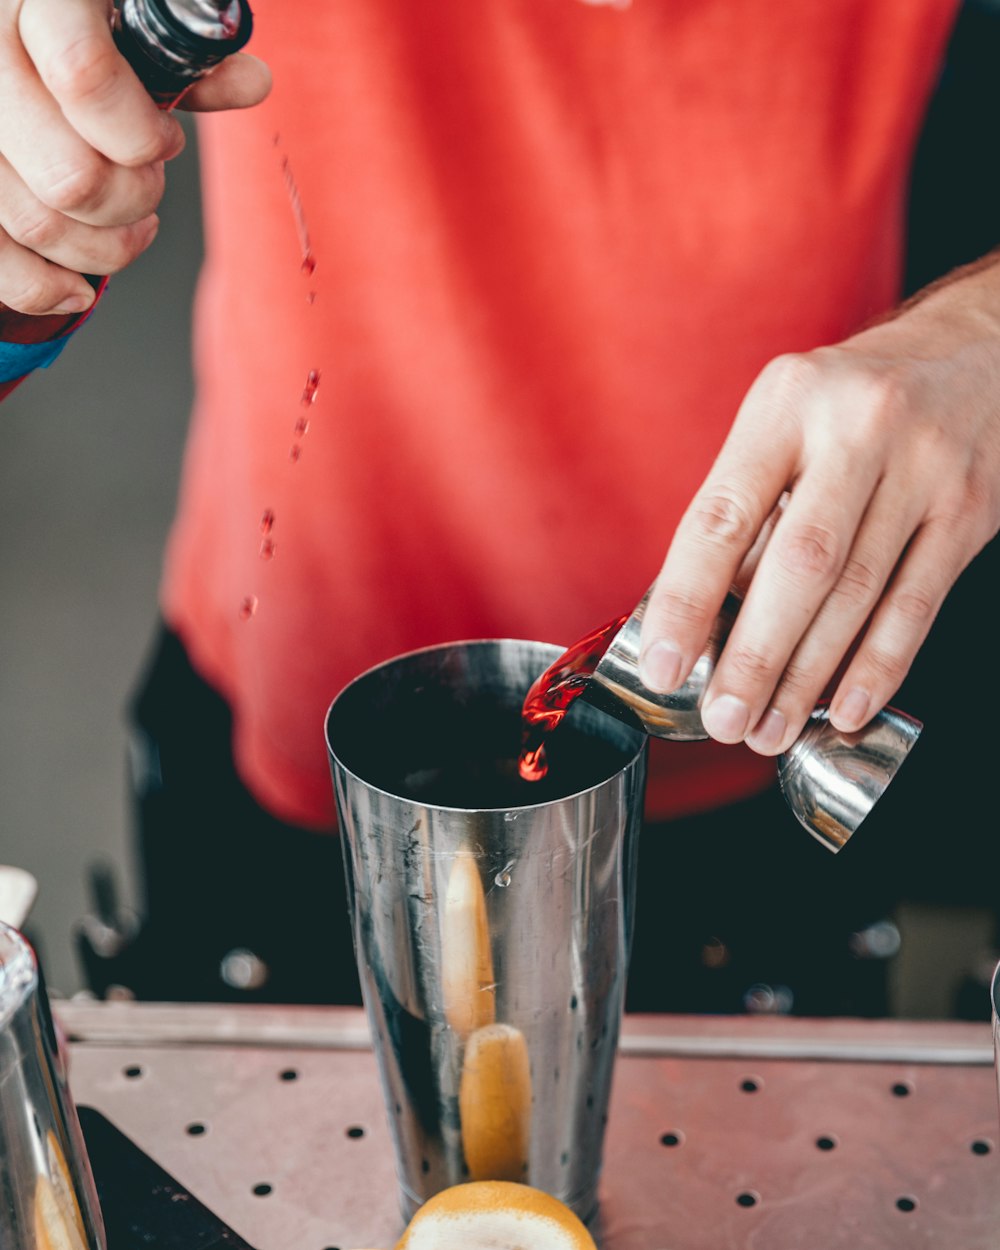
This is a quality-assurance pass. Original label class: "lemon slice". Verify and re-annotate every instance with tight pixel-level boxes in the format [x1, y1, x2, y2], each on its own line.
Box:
[395, 1180, 597, 1249]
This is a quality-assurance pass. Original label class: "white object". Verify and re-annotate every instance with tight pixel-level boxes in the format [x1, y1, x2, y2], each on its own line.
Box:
[0, 866, 38, 930]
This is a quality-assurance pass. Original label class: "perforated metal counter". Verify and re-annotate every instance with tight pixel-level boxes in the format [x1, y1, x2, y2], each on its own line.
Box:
[59, 1003, 1000, 1249]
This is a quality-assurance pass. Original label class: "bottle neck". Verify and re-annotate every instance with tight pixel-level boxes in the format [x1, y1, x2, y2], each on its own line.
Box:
[118, 0, 251, 79]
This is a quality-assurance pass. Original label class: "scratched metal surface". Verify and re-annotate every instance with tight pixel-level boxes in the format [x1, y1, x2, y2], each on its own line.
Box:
[61, 1005, 1000, 1250]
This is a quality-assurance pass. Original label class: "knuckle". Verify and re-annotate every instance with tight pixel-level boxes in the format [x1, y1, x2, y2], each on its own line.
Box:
[892, 583, 937, 628]
[119, 130, 177, 169]
[651, 586, 714, 629]
[830, 554, 882, 608]
[773, 657, 814, 700]
[951, 472, 1000, 541]
[103, 225, 150, 272]
[39, 158, 106, 215]
[5, 204, 66, 252]
[860, 643, 909, 690]
[776, 522, 842, 581]
[842, 370, 908, 447]
[685, 489, 758, 550]
[42, 33, 120, 108]
[727, 643, 774, 684]
[859, 369, 905, 417]
[758, 351, 822, 401]
[3, 275, 54, 315]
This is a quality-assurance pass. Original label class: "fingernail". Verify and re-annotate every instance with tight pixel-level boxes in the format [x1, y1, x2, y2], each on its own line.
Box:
[52, 294, 94, 314]
[834, 687, 870, 731]
[702, 694, 750, 743]
[747, 707, 787, 755]
[640, 640, 683, 692]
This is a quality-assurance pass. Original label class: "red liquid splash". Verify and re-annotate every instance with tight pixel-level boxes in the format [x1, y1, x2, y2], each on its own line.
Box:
[518, 613, 629, 782]
[301, 370, 320, 405]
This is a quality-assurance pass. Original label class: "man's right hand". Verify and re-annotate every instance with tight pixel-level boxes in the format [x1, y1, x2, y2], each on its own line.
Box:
[0, 0, 270, 317]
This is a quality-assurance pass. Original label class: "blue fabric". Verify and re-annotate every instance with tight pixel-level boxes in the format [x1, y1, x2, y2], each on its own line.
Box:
[0, 334, 73, 384]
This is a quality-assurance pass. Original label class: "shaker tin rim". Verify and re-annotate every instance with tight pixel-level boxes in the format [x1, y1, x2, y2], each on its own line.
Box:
[324, 637, 648, 816]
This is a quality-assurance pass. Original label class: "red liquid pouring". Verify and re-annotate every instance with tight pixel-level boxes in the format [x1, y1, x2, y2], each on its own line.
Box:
[518, 613, 629, 782]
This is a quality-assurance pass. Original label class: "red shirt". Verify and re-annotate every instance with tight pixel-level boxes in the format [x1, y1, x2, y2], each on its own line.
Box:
[160, 0, 957, 829]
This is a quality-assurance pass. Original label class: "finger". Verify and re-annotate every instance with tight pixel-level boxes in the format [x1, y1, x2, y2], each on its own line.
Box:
[731, 492, 790, 597]
[0, 153, 159, 278]
[827, 516, 973, 732]
[19, 0, 184, 167]
[0, 225, 95, 314]
[178, 53, 272, 112]
[699, 434, 882, 744]
[0, 5, 170, 228]
[743, 480, 923, 754]
[639, 364, 802, 694]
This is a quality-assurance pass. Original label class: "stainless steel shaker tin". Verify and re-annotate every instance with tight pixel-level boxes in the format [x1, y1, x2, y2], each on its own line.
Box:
[326, 639, 647, 1225]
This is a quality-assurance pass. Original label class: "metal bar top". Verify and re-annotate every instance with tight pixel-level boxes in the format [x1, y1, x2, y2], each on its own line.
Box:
[59, 1003, 1000, 1250]
[58, 1000, 996, 1063]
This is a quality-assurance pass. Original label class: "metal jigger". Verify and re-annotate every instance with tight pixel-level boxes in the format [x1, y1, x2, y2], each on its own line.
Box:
[583, 589, 923, 853]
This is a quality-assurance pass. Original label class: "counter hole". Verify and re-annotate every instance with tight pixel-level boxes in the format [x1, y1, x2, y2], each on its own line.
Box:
[815, 1136, 837, 1151]
[971, 1139, 992, 1155]
[186, 1123, 207, 1137]
[891, 1082, 912, 1098]
[346, 1125, 365, 1139]
[123, 1065, 143, 1079]
[253, 1184, 272, 1197]
[896, 1196, 917, 1212]
[736, 1192, 759, 1208]
[280, 1068, 299, 1082]
[740, 1078, 761, 1093]
[660, 1132, 684, 1147]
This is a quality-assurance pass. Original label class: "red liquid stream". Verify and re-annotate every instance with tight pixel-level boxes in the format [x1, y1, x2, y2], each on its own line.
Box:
[280, 156, 315, 277]
[518, 613, 629, 782]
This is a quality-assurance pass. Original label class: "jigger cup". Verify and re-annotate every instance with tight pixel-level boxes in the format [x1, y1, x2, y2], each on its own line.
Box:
[0, 921, 107, 1249]
[326, 640, 647, 1226]
[584, 589, 922, 852]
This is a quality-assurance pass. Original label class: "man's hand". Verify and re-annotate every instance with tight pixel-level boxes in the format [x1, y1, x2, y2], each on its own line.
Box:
[0, 0, 270, 317]
[639, 255, 1000, 755]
